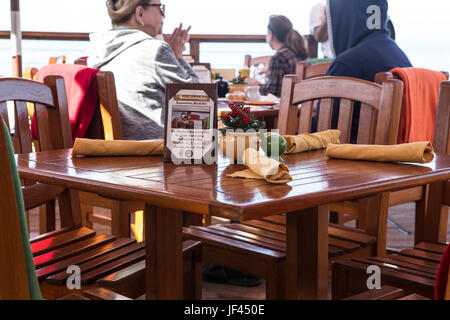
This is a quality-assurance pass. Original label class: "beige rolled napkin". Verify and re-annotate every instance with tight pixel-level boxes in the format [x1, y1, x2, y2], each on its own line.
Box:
[283, 130, 341, 154]
[227, 148, 292, 184]
[72, 138, 164, 157]
[326, 141, 434, 163]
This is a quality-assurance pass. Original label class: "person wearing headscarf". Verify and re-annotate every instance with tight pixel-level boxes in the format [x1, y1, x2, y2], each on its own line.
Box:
[246, 15, 309, 98]
[326, 0, 411, 81]
[88, 0, 199, 140]
[312, 0, 412, 142]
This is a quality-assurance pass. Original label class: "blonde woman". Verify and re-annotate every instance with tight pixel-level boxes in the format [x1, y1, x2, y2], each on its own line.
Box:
[88, 0, 199, 140]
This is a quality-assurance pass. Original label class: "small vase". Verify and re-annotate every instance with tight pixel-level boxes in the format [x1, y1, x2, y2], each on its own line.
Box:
[220, 130, 260, 164]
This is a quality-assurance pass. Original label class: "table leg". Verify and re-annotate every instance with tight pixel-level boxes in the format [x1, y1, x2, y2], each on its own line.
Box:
[144, 204, 183, 300]
[286, 205, 328, 299]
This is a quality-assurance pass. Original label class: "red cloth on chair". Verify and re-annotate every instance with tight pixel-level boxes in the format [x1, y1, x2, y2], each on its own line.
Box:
[390, 68, 446, 144]
[435, 243, 450, 300]
[31, 64, 99, 140]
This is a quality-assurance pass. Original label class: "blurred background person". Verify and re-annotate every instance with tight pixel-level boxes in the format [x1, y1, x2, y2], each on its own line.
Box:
[245, 15, 309, 97]
[312, 0, 412, 142]
[309, 0, 334, 59]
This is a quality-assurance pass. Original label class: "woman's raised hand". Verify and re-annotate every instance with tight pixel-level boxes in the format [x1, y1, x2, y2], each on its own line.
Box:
[164, 23, 191, 59]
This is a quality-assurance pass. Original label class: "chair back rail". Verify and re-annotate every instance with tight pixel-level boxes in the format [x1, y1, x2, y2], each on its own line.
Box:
[295, 62, 331, 80]
[277, 75, 404, 145]
[0, 117, 31, 299]
[244, 55, 271, 69]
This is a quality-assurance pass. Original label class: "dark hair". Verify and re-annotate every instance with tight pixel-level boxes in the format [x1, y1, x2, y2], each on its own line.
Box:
[268, 15, 309, 60]
[106, 0, 150, 25]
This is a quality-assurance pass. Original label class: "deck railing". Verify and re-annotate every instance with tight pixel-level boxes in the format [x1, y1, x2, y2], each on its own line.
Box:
[0, 31, 318, 64]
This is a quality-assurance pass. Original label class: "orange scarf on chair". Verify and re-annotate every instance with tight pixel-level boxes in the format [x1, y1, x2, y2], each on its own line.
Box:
[390, 68, 446, 144]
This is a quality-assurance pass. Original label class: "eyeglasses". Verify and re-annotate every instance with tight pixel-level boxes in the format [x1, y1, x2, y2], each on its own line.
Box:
[145, 3, 165, 17]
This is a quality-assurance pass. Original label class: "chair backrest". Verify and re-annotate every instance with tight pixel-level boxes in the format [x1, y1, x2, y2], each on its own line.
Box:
[0, 77, 72, 153]
[0, 117, 31, 299]
[84, 71, 123, 140]
[277, 75, 404, 145]
[295, 62, 331, 80]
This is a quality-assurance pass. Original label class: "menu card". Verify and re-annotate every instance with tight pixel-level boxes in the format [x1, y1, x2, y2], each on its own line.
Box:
[164, 83, 218, 164]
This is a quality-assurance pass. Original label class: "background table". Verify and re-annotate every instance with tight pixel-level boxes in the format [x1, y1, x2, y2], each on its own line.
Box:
[17, 149, 450, 299]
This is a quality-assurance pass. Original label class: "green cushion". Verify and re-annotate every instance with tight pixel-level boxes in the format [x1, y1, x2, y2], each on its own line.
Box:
[3, 121, 42, 300]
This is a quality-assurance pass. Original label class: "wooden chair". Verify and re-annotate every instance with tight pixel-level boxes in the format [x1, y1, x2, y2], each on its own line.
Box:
[0, 77, 202, 299]
[78, 70, 145, 239]
[183, 76, 404, 299]
[295, 61, 331, 80]
[0, 117, 129, 300]
[330, 71, 450, 228]
[29, 66, 143, 238]
[331, 81, 450, 300]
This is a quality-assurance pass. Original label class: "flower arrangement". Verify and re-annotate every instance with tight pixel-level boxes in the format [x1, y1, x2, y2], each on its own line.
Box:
[221, 103, 265, 132]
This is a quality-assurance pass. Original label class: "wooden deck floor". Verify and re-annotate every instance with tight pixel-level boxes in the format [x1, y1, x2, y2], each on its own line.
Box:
[28, 202, 449, 300]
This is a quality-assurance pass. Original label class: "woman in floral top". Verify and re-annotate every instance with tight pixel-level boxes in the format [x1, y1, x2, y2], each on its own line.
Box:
[246, 15, 309, 98]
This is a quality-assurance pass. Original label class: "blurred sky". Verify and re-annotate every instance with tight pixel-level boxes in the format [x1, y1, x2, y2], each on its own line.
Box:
[0, 0, 449, 72]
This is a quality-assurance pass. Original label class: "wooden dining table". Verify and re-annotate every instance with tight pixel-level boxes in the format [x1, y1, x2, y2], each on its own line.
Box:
[16, 148, 450, 300]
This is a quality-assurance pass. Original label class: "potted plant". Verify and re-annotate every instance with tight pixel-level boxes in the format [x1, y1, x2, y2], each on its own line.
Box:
[220, 103, 265, 163]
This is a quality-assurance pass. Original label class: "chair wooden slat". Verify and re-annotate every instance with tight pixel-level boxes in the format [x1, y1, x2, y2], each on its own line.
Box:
[317, 98, 333, 132]
[356, 103, 376, 145]
[0, 101, 9, 129]
[14, 100, 33, 154]
[337, 99, 354, 143]
[34, 102, 52, 152]
[278, 75, 302, 135]
[35, 238, 138, 281]
[34, 234, 116, 269]
[297, 101, 314, 134]
[434, 81, 450, 154]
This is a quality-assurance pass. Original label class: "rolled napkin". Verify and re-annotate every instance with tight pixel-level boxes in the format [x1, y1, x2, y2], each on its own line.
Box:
[227, 148, 292, 184]
[326, 141, 434, 163]
[72, 138, 164, 157]
[283, 129, 341, 154]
